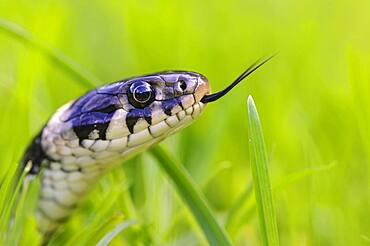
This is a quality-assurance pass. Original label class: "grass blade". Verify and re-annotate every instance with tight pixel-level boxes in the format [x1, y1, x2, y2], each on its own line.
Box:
[150, 145, 233, 246]
[96, 220, 136, 246]
[247, 96, 279, 246]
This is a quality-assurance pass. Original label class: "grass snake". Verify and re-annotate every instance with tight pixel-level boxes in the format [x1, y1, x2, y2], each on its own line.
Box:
[21, 57, 272, 238]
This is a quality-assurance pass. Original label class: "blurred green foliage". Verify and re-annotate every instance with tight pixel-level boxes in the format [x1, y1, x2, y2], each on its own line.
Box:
[0, 0, 369, 245]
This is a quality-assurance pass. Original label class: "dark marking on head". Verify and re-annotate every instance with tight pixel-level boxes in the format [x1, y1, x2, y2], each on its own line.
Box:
[74, 123, 109, 141]
[126, 107, 152, 133]
[161, 98, 182, 116]
[72, 111, 114, 141]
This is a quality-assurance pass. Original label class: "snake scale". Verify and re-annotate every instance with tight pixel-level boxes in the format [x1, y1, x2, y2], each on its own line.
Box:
[21, 57, 271, 238]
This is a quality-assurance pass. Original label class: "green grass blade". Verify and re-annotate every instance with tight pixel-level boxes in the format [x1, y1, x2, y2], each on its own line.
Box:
[0, 18, 100, 88]
[96, 220, 136, 246]
[150, 145, 233, 246]
[247, 96, 279, 246]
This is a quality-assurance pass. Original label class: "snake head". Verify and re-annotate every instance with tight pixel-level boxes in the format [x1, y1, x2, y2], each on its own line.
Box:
[94, 71, 211, 134]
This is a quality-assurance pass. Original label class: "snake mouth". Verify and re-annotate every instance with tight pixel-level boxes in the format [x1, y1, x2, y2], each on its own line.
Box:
[200, 56, 274, 103]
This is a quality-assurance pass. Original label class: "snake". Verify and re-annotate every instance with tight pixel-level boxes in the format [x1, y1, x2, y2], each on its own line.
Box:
[20, 57, 271, 238]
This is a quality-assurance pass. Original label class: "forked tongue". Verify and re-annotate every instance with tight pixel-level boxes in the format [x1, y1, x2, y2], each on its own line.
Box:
[201, 55, 274, 103]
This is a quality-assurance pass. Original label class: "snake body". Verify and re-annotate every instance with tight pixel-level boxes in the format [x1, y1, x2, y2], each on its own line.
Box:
[22, 71, 210, 235]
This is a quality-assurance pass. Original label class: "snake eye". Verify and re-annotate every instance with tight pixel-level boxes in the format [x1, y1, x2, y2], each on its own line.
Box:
[128, 81, 155, 108]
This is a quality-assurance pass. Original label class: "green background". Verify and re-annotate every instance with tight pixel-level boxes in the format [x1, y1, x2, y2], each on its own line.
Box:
[0, 0, 369, 245]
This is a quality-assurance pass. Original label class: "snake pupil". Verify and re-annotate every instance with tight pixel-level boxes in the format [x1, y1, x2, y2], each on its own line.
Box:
[134, 86, 151, 102]
[129, 81, 155, 108]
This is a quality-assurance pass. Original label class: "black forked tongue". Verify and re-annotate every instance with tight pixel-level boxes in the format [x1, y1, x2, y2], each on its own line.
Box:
[201, 55, 274, 103]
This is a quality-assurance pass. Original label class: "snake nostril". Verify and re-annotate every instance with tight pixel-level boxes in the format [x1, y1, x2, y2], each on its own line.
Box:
[179, 80, 187, 91]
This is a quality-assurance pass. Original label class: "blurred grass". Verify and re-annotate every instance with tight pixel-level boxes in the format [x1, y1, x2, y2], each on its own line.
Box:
[96, 220, 136, 246]
[0, 18, 100, 88]
[0, 0, 369, 245]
